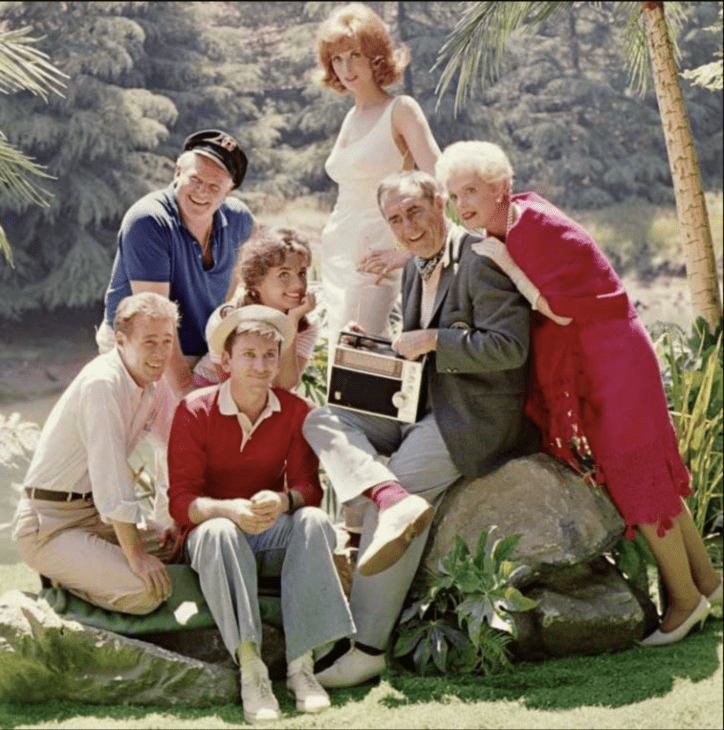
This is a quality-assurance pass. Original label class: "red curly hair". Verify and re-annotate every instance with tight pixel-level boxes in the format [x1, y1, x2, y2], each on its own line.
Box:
[315, 3, 410, 93]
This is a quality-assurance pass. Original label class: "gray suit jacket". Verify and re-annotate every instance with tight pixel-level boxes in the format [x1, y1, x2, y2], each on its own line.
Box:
[401, 225, 540, 477]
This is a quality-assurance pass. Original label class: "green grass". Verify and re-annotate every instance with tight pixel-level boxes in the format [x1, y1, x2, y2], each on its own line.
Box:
[0, 563, 721, 729]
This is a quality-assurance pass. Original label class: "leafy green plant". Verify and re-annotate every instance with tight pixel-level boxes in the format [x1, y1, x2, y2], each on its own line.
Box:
[393, 528, 538, 676]
[656, 317, 723, 537]
[297, 334, 328, 406]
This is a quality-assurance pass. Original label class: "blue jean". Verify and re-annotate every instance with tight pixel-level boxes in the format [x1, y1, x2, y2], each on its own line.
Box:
[302, 406, 463, 649]
[185, 507, 355, 663]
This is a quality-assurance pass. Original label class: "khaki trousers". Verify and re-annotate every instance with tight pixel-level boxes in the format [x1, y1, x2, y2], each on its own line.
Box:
[12, 497, 170, 615]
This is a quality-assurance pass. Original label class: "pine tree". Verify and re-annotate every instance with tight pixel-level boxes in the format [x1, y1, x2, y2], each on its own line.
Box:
[0, 1, 177, 317]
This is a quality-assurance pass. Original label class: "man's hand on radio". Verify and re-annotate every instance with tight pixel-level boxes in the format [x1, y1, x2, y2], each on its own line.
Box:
[392, 329, 437, 360]
[341, 322, 375, 348]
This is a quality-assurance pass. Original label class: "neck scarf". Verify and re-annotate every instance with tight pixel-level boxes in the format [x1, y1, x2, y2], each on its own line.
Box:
[413, 249, 444, 282]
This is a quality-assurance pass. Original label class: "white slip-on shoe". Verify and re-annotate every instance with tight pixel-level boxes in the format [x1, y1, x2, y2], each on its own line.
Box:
[286, 652, 331, 713]
[315, 645, 386, 688]
[640, 595, 710, 646]
[357, 494, 434, 576]
[241, 659, 280, 724]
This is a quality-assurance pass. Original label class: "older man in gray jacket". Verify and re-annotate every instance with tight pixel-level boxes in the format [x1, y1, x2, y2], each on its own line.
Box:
[303, 170, 540, 687]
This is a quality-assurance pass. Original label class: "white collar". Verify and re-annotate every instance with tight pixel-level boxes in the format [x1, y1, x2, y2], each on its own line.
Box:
[218, 380, 281, 451]
[111, 347, 156, 405]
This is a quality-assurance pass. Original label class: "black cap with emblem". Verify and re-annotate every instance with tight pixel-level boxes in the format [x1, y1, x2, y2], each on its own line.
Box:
[182, 129, 248, 189]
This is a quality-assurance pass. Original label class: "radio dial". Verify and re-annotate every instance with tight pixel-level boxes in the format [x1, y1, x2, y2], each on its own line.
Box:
[391, 391, 408, 409]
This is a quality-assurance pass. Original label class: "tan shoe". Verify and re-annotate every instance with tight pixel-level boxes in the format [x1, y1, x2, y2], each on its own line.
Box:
[287, 652, 331, 713]
[357, 494, 434, 576]
[241, 659, 280, 724]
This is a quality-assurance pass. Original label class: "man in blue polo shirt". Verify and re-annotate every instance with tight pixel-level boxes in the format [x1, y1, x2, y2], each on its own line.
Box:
[97, 130, 255, 395]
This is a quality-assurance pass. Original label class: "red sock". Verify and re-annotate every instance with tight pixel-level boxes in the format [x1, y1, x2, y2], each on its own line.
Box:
[364, 481, 408, 511]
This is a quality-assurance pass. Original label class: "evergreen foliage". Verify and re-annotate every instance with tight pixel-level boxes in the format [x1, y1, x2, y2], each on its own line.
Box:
[0, 1, 720, 317]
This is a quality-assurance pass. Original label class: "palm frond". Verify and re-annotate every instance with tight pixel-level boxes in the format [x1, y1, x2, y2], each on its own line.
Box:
[434, 1, 575, 115]
[617, 0, 685, 95]
[0, 134, 53, 207]
[0, 26, 67, 100]
[0, 224, 13, 267]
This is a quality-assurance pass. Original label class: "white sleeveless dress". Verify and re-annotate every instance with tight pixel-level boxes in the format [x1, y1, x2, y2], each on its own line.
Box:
[322, 98, 404, 344]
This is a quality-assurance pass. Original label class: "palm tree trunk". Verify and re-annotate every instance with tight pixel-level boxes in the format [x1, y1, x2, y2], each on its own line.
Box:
[641, 1, 722, 328]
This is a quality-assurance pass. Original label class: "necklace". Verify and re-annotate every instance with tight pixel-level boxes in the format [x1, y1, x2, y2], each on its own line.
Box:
[506, 202, 519, 240]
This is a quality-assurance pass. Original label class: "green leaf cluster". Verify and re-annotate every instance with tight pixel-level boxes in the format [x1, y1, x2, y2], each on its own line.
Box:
[657, 317, 723, 539]
[393, 528, 538, 676]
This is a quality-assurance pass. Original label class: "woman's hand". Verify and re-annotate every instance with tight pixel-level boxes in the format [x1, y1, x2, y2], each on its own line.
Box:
[357, 249, 411, 284]
[535, 295, 573, 326]
[287, 291, 316, 325]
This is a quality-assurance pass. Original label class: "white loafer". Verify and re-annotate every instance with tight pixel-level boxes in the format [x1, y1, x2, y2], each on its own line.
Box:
[357, 495, 434, 576]
[315, 646, 386, 688]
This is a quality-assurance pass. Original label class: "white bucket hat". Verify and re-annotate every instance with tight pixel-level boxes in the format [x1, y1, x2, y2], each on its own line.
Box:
[205, 303, 295, 359]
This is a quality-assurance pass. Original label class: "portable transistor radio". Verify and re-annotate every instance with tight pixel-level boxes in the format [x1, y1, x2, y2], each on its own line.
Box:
[327, 332, 426, 423]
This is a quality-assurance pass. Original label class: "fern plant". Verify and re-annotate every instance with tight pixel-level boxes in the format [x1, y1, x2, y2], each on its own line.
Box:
[393, 528, 538, 676]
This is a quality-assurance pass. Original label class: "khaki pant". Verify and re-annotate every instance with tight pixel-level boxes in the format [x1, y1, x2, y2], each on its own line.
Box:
[12, 497, 170, 615]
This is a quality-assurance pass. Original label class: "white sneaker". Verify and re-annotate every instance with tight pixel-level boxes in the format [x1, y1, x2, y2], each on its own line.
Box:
[287, 652, 331, 713]
[241, 659, 280, 724]
[315, 645, 386, 688]
[357, 494, 434, 576]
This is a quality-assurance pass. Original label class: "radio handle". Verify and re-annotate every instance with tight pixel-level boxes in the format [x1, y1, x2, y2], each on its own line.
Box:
[338, 330, 393, 348]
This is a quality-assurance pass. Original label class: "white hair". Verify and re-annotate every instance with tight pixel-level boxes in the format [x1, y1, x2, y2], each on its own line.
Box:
[436, 141, 514, 191]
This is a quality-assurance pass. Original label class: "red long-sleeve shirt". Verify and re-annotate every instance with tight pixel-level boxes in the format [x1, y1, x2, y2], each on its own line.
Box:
[168, 384, 322, 529]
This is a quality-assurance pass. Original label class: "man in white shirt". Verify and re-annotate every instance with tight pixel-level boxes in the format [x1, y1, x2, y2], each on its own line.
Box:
[12, 292, 182, 614]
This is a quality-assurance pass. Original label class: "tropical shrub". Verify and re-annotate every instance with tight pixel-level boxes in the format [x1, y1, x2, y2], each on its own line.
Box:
[393, 528, 538, 676]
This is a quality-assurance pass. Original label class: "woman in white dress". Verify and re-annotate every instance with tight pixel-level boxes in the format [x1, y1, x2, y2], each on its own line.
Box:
[315, 2, 441, 342]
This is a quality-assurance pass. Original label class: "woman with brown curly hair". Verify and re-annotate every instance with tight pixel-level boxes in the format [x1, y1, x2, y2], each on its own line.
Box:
[193, 226, 319, 391]
[315, 2, 440, 344]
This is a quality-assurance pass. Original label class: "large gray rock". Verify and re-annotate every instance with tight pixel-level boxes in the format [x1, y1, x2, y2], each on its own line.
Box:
[422, 453, 625, 585]
[419, 454, 654, 658]
[0, 590, 238, 706]
[143, 622, 287, 680]
[510, 558, 651, 658]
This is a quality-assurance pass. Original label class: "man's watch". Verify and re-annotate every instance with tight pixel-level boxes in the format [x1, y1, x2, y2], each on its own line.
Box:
[286, 491, 298, 514]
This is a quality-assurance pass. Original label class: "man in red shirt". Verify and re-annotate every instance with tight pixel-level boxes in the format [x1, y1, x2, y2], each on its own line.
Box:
[168, 305, 354, 724]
